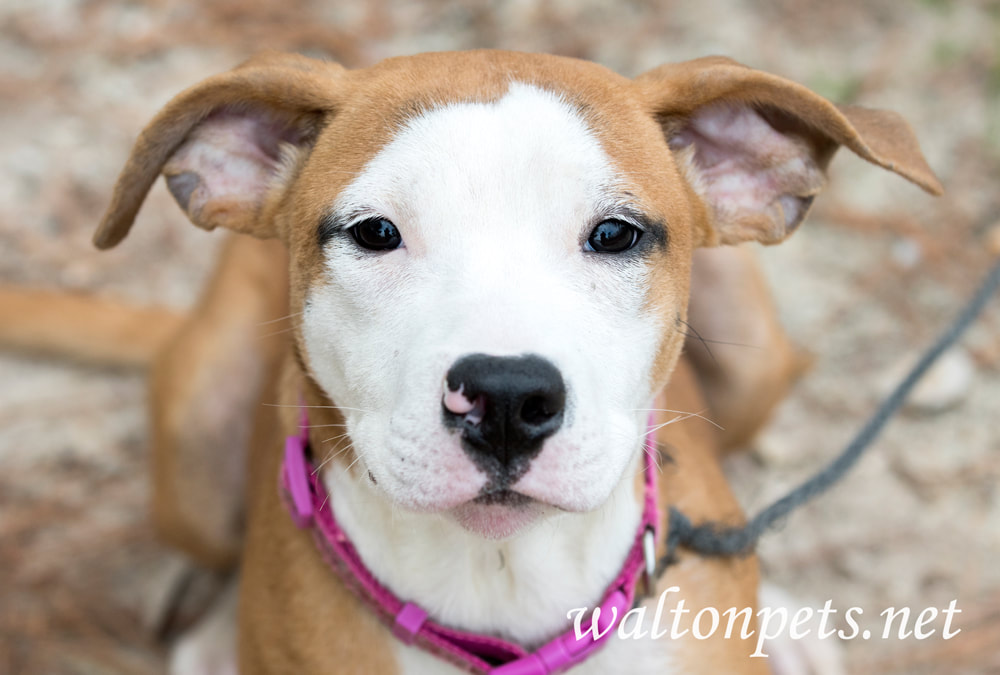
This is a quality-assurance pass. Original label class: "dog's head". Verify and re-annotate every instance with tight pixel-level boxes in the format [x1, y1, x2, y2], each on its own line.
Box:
[95, 51, 940, 538]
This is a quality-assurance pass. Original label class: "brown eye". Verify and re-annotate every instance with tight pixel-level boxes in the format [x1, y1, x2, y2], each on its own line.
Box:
[349, 218, 402, 251]
[586, 219, 642, 253]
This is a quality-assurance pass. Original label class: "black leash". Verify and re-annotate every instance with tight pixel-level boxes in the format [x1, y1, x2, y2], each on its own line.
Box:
[659, 257, 1000, 573]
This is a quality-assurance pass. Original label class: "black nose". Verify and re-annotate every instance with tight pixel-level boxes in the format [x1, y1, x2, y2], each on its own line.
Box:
[443, 354, 566, 476]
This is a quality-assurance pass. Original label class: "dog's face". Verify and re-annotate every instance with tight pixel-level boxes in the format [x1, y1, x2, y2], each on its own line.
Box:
[94, 50, 940, 539]
[299, 82, 688, 536]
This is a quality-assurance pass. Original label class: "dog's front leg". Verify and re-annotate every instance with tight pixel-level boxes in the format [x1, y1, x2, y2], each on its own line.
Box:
[685, 245, 810, 450]
[149, 233, 289, 571]
[168, 574, 240, 675]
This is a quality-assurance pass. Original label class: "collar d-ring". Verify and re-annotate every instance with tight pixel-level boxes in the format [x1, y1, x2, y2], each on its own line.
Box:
[641, 526, 657, 597]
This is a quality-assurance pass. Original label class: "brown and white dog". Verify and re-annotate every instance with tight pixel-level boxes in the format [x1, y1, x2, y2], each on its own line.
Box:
[1, 50, 940, 673]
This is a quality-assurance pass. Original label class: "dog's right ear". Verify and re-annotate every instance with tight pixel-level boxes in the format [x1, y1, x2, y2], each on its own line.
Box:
[94, 52, 347, 249]
[635, 56, 942, 247]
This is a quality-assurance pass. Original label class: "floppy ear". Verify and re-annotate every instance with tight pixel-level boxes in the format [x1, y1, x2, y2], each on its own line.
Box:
[94, 51, 347, 249]
[635, 56, 943, 246]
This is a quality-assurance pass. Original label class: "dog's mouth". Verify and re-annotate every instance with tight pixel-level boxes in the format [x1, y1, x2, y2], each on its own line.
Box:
[452, 489, 545, 539]
[472, 489, 532, 507]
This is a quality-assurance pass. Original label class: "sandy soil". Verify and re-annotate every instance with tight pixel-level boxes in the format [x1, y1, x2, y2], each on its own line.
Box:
[1, 1, 998, 673]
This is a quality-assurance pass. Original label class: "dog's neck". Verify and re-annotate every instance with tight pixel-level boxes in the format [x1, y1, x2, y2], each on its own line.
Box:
[320, 441, 644, 648]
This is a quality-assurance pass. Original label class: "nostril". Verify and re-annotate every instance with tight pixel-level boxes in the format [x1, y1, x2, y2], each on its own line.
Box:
[519, 394, 559, 427]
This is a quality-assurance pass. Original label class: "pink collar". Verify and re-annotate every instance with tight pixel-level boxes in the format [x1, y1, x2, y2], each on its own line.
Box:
[281, 409, 661, 675]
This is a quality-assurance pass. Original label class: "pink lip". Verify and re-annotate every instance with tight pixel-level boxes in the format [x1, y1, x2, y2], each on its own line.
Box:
[451, 492, 544, 539]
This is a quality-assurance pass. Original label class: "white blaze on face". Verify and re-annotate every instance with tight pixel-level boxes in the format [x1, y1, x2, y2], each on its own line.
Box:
[302, 83, 664, 519]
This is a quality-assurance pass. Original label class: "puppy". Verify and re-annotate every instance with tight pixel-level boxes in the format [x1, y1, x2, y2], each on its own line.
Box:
[12, 50, 942, 673]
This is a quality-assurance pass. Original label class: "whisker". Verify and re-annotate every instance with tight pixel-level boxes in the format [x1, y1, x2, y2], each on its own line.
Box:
[650, 449, 665, 475]
[344, 452, 367, 473]
[677, 319, 717, 364]
[683, 335, 764, 350]
[643, 417, 686, 438]
[631, 408, 723, 430]
[634, 407, 704, 412]
[256, 310, 303, 327]
[597, 429, 665, 473]
[312, 438, 355, 475]
[649, 413, 702, 432]
[327, 438, 354, 456]
[634, 411, 723, 444]
[653, 442, 675, 475]
[262, 403, 374, 414]
[256, 326, 296, 340]
[324, 434, 354, 453]
[677, 319, 765, 352]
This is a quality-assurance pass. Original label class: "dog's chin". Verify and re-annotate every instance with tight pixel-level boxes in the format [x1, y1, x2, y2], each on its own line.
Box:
[450, 491, 550, 540]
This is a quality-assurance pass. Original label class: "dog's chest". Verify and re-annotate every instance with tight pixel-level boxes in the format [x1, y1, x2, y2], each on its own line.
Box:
[391, 631, 675, 675]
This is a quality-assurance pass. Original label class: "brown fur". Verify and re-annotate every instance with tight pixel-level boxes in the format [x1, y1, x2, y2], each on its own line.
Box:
[149, 233, 289, 570]
[238, 358, 401, 674]
[0, 50, 940, 673]
[685, 246, 812, 450]
[0, 285, 184, 368]
[654, 360, 769, 673]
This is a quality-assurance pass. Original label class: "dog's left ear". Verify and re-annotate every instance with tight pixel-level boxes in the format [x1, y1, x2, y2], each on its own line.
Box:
[94, 51, 347, 249]
[635, 56, 943, 246]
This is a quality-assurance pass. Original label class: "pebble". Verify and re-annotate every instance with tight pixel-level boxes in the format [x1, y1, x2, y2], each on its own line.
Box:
[753, 428, 802, 467]
[882, 347, 975, 414]
[890, 237, 922, 269]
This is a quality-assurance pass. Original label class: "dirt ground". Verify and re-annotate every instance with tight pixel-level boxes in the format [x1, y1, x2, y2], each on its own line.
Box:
[1, 1, 999, 673]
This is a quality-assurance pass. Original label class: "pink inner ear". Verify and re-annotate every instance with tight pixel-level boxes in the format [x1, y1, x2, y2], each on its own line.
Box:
[670, 103, 826, 243]
[163, 109, 305, 228]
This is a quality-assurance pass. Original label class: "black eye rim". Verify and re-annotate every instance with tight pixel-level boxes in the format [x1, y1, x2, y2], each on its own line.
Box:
[585, 218, 644, 254]
[348, 217, 403, 251]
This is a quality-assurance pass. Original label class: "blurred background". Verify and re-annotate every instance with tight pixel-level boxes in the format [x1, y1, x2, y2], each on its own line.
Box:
[1, 0, 998, 673]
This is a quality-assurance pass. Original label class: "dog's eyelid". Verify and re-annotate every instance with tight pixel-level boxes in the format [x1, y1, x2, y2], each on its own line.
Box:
[348, 215, 395, 229]
[593, 201, 654, 229]
[609, 214, 646, 232]
[587, 211, 656, 238]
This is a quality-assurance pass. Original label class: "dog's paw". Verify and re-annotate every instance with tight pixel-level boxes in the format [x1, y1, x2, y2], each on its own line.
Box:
[759, 583, 846, 675]
[142, 551, 228, 641]
[168, 576, 239, 675]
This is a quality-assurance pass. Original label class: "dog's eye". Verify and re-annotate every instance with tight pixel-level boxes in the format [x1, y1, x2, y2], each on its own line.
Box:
[585, 219, 642, 253]
[349, 218, 403, 251]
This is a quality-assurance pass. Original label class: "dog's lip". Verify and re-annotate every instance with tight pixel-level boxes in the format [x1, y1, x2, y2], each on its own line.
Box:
[452, 491, 547, 539]
[472, 489, 533, 508]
